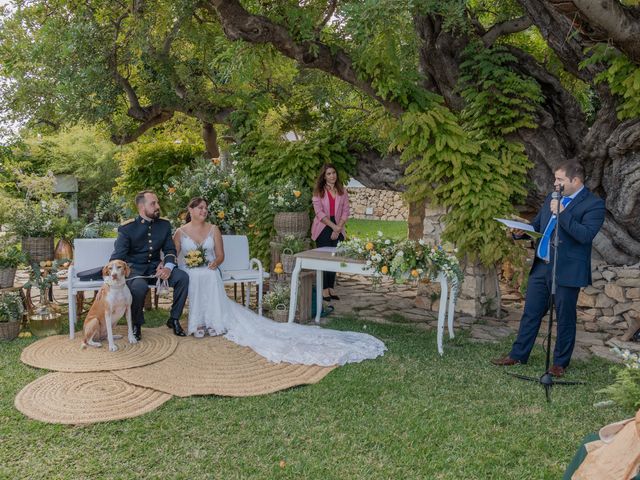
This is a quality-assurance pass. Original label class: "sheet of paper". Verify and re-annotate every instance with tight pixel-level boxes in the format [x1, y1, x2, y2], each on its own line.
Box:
[494, 218, 542, 238]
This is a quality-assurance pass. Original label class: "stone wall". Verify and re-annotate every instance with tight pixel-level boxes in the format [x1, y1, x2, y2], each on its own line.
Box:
[347, 187, 408, 221]
[576, 263, 640, 340]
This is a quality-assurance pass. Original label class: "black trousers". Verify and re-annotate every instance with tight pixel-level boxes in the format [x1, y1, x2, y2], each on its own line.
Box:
[315, 216, 344, 290]
[127, 267, 189, 326]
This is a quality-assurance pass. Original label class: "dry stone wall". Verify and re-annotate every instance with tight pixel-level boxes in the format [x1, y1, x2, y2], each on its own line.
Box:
[347, 187, 408, 221]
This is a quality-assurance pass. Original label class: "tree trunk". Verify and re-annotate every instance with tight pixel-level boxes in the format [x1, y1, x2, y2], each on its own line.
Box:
[202, 122, 220, 159]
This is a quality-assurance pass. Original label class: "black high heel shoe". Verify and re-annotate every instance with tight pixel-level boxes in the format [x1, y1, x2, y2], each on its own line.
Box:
[322, 296, 332, 302]
[330, 294, 340, 300]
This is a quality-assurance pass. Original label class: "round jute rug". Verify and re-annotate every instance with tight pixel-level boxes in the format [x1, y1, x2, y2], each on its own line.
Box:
[113, 336, 335, 397]
[15, 372, 172, 424]
[20, 326, 178, 372]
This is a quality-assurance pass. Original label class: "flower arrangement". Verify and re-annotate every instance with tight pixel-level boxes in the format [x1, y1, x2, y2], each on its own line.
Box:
[600, 347, 640, 410]
[280, 235, 307, 254]
[263, 283, 291, 310]
[184, 245, 207, 268]
[166, 159, 249, 234]
[335, 232, 464, 290]
[7, 170, 68, 238]
[267, 179, 310, 213]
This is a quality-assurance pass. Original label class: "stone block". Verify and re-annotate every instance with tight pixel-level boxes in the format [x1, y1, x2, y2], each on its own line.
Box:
[597, 315, 624, 326]
[627, 288, 640, 299]
[595, 293, 616, 309]
[583, 322, 599, 332]
[618, 278, 640, 288]
[602, 270, 616, 282]
[577, 291, 596, 307]
[583, 286, 601, 295]
[614, 302, 640, 316]
[617, 268, 640, 278]
[591, 271, 603, 281]
[601, 307, 614, 316]
[604, 284, 626, 303]
[590, 345, 624, 363]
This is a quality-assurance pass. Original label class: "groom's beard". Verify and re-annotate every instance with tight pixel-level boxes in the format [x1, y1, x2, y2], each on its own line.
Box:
[146, 208, 161, 219]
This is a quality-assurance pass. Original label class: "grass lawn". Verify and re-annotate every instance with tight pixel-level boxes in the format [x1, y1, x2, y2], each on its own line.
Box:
[0, 310, 627, 479]
[346, 218, 407, 241]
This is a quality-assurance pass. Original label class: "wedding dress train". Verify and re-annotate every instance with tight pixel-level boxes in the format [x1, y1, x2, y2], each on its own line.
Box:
[177, 230, 386, 366]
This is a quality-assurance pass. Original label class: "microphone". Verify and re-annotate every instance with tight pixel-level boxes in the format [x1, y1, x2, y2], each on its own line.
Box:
[552, 184, 564, 200]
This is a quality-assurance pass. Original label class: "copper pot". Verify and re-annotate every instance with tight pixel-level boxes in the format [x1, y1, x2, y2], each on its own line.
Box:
[54, 238, 74, 261]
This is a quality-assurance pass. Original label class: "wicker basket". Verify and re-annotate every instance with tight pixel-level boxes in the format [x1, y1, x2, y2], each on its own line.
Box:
[22, 237, 54, 264]
[271, 304, 289, 323]
[0, 321, 20, 341]
[0, 268, 17, 288]
[273, 212, 310, 239]
[281, 248, 296, 274]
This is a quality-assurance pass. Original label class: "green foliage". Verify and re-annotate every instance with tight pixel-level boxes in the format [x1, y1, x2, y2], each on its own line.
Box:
[267, 179, 311, 213]
[279, 235, 307, 255]
[0, 243, 28, 269]
[582, 44, 640, 120]
[263, 282, 291, 310]
[114, 141, 202, 209]
[165, 158, 249, 234]
[52, 216, 86, 241]
[600, 347, 640, 412]
[394, 43, 543, 266]
[0, 291, 24, 323]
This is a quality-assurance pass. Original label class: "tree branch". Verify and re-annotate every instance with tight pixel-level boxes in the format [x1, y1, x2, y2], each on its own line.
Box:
[482, 16, 533, 47]
[315, 0, 337, 34]
[552, 0, 640, 64]
[110, 110, 174, 145]
[203, 0, 405, 116]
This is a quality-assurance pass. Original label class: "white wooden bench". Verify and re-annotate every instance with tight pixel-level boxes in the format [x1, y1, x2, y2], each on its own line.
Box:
[60, 236, 268, 339]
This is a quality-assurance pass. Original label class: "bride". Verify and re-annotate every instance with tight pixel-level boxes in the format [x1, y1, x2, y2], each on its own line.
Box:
[173, 197, 386, 366]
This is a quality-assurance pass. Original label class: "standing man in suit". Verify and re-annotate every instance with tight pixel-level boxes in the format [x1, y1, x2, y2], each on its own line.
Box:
[110, 190, 188, 340]
[492, 161, 605, 376]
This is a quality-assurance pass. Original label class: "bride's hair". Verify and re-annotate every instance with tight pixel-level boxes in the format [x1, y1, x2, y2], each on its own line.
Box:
[185, 197, 207, 223]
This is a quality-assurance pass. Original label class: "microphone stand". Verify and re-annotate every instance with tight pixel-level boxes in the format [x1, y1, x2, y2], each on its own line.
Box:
[508, 187, 584, 402]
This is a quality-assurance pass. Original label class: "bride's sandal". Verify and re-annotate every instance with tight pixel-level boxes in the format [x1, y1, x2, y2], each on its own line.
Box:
[207, 327, 224, 337]
[194, 328, 205, 338]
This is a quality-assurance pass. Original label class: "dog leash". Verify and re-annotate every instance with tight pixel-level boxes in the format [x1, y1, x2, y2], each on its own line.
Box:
[125, 274, 170, 296]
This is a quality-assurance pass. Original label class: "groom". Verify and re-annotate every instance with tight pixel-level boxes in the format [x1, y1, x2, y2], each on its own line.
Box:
[110, 190, 188, 339]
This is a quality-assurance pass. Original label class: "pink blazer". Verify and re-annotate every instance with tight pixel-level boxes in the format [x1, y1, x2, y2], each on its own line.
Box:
[311, 190, 350, 241]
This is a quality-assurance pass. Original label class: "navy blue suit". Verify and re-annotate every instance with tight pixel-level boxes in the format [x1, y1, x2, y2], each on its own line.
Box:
[110, 216, 189, 327]
[509, 187, 605, 367]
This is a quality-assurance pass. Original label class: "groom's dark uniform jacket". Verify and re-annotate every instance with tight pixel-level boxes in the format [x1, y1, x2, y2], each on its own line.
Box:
[110, 216, 177, 276]
[110, 215, 188, 327]
[510, 187, 605, 368]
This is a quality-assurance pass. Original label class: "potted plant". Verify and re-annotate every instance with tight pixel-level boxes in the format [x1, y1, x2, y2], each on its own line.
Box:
[268, 179, 311, 239]
[263, 283, 291, 323]
[279, 235, 307, 274]
[23, 259, 67, 336]
[0, 242, 28, 288]
[52, 216, 86, 260]
[0, 291, 24, 340]
[8, 171, 68, 263]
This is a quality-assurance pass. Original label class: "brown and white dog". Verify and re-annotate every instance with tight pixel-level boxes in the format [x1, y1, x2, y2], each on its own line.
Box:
[81, 259, 137, 352]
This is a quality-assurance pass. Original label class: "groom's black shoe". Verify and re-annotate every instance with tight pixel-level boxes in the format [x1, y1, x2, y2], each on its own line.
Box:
[166, 318, 186, 336]
[133, 324, 142, 341]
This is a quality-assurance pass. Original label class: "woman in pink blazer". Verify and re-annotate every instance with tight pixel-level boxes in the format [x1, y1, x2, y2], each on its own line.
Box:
[312, 164, 350, 301]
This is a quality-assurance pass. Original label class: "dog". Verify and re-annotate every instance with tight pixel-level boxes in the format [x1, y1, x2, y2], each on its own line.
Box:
[81, 259, 137, 352]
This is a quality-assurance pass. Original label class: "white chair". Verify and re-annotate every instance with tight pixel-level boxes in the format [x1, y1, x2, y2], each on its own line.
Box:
[59, 238, 116, 339]
[220, 235, 269, 316]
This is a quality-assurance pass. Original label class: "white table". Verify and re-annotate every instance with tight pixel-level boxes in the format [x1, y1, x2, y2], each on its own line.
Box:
[288, 247, 458, 355]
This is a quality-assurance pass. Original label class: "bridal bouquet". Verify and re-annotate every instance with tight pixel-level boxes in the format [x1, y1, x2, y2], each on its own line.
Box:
[184, 245, 207, 268]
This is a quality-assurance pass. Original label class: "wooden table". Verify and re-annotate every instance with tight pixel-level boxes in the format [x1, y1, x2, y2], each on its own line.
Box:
[288, 247, 458, 355]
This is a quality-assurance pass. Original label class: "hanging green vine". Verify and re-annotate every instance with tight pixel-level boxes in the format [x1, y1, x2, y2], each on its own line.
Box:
[393, 42, 543, 266]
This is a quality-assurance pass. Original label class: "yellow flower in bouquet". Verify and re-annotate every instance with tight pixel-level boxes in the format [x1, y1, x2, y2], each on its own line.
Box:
[293, 190, 301, 198]
[217, 211, 225, 219]
[185, 245, 206, 268]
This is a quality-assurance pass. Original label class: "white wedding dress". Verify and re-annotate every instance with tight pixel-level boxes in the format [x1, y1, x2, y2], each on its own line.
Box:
[177, 229, 386, 366]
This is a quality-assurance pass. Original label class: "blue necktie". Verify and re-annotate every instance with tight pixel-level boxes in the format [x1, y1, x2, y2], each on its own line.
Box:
[537, 197, 572, 261]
